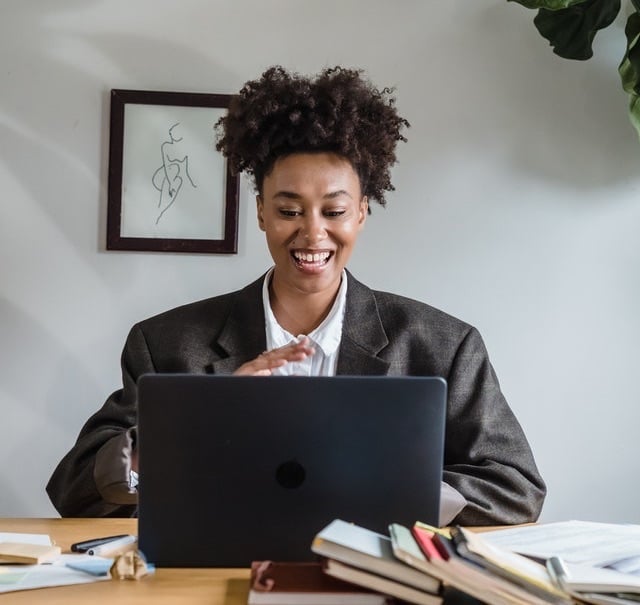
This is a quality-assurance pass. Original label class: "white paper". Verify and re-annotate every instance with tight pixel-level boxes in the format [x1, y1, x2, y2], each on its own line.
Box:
[0, 533, 51, 546]
[608, 555, 640, 577]
[0, 555, 111, 593]
[482, 521, 640, 567]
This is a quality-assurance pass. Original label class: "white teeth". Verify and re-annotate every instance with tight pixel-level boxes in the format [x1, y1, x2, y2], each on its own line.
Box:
[293, 251, 330, 263]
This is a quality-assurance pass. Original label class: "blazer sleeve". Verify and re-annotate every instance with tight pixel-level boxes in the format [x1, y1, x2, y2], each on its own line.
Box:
[46, 324, 153, 517]
[442, 327, 546, 525]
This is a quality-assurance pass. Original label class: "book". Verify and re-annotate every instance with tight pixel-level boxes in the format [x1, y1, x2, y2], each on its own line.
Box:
[0, 543, 61, 564]
[575, 595, 640, 605]
[414, 527, 526, 605]
[247, 561, 390, 604]
[547, 556, 640, 595]
[451, 527, 572, 604]
[388, 523, 445, 581]
[311, 520, 440, 594]
[413, 525, 564, 605]
[322, 558, 442, 605]
[391, 523, 515, 605]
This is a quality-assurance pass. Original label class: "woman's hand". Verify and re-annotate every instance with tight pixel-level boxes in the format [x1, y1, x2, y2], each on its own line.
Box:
[233, 337, 314, 376]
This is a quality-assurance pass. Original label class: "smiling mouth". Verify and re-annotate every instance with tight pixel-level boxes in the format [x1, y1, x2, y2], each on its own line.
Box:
[291, 250, 333, 267]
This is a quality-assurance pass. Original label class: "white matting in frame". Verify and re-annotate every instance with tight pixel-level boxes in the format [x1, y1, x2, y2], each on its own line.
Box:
[121, 104, 226, 240]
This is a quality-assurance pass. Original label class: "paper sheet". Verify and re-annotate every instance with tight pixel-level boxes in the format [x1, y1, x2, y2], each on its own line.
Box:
[482, 521, 640, 569]
[0, 533, 51, 546]
[0, 555, 111, 593]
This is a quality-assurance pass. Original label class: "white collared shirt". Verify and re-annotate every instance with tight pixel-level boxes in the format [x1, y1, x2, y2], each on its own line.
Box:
[262, 267, 347, 376]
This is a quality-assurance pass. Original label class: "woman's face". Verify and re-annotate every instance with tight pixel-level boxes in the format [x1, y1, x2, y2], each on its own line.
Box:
[257, 152, 367, 299]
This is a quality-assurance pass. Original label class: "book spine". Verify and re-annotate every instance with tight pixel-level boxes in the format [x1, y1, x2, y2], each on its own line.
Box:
[411, 527, 443, 562]
[430, 535, 452, 561]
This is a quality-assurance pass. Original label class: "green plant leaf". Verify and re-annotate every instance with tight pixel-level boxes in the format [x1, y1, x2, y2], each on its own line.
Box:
[619, 12, 640, 94]
[628, 95, 640, 139]
[533, 0, 621, 60]
[619, 11, 640, 138]
[507, 0, 588, 9]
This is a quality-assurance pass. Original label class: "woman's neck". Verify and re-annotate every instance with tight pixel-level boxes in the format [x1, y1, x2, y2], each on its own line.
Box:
[268, 277, 340, 336]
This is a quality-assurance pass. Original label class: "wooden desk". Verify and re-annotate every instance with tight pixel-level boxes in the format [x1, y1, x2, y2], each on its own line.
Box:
[0, 518, 250, 604]
[0, 518, 481, 605]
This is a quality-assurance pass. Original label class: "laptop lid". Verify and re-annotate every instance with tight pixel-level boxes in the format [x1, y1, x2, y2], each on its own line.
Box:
[137, 374, 446, 567]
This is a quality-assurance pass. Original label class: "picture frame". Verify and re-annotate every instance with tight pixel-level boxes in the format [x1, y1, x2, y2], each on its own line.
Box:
[106, 89, 239, 254]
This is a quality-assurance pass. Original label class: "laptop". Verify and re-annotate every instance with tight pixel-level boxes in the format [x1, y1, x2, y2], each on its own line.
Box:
[137, 374, 446, 567]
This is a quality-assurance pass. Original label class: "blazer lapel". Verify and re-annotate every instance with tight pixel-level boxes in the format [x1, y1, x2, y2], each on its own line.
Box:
[210, 276, 267, 374]
[210, 272, 390, 376]
[337, 272, 390, 375]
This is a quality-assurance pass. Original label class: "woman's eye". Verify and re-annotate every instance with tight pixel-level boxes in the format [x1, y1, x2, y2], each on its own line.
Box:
[279, 209, 300, 217]
[324, 210, 346, 217]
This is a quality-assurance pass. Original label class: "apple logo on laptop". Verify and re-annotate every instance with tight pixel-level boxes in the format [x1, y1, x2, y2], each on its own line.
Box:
[275, 460, 306, 488]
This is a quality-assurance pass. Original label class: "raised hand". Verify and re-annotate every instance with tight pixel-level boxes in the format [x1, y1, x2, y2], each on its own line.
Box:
[233, 336, 315, 376]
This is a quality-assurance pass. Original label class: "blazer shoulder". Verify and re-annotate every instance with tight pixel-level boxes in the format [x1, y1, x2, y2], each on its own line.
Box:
[371, 288, 474, 340]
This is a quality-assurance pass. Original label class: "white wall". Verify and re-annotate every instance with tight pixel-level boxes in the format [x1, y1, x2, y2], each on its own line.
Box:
[1, 0, 639, 522]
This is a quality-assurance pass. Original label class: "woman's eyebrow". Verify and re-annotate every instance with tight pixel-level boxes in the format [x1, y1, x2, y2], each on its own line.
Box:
[272, 190, 302, 199]
[272, 189, 353, 200]
[324, 189, 352, 199]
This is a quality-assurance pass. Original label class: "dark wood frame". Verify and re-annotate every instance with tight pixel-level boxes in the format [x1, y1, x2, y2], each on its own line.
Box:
[106, 89, 239, 254]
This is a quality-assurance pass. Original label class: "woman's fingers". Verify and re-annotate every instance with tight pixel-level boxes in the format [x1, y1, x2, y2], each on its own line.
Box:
[233, 338, 314, 376]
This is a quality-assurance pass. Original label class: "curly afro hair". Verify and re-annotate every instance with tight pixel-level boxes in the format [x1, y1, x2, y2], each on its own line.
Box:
[214, 66, 409, 208]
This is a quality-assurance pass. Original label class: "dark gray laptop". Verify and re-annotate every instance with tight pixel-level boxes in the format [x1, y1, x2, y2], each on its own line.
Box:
[137, 374, 446, 567]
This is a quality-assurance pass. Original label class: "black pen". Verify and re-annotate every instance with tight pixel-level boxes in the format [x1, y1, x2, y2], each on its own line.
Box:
[70, 534, 130, 553]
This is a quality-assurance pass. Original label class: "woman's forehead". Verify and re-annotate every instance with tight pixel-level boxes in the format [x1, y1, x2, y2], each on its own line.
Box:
[264, 152, 361, 194]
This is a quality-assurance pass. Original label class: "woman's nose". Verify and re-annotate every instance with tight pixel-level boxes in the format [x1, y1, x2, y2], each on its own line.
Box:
[300, 214, 326, 244]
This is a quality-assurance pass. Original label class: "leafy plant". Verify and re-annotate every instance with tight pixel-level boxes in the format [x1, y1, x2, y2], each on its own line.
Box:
[509, 0, 640, 137]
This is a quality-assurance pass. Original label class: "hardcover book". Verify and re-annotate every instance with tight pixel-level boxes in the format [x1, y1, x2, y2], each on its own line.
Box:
[322, 558, 442, 605]
[389, 523, 498, 605]
[248, 561, 390, 605]
[453, 527, 571, 604]
[413, 526, 564, 605]
[311, 519, 440, 594]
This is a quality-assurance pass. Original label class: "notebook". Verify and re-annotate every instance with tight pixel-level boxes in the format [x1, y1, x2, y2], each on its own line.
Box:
[136, 374, 446, 567]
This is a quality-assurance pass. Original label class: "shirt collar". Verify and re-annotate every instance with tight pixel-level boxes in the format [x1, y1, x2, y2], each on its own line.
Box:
[262, 268, 347, 356]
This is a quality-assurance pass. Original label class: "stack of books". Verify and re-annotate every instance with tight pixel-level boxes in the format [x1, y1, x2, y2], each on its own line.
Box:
[248, 519, 640, 605]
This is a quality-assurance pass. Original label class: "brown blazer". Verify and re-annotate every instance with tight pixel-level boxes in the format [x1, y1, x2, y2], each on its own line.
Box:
[47, 272, 545, 523]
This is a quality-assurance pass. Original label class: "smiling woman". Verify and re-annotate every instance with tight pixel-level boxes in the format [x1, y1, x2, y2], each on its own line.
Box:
[256, 152, 367, 335]
[47, 66, 546, 527]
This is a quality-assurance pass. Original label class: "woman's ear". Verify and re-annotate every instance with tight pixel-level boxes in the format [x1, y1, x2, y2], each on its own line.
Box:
[359, 197, 368, 227]
[256, 196, 266, 232]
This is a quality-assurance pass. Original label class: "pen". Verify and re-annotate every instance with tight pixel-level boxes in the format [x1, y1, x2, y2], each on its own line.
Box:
[71, 534, 130, 552]
[546, 555, 569, 591]
[87, 535, 137, 556]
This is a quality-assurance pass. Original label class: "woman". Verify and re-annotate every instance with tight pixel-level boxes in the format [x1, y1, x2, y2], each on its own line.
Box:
[47, 66, 545, 524]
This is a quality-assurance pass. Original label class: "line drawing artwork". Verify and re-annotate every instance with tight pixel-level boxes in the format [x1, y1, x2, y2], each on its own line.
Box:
[152, 122, 197, 224]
